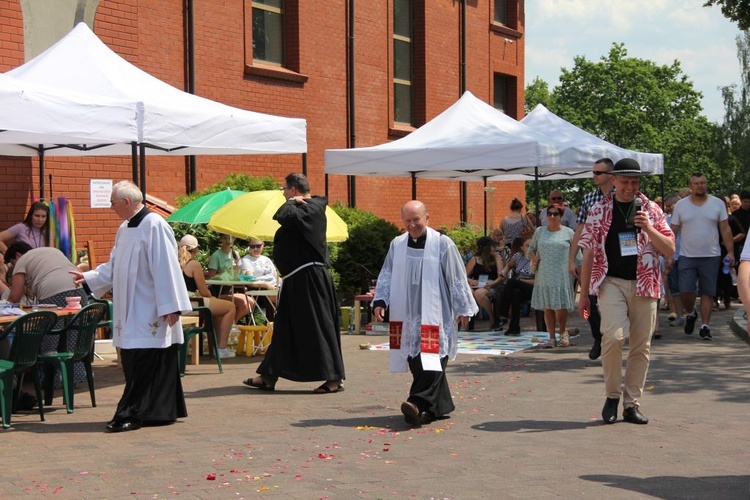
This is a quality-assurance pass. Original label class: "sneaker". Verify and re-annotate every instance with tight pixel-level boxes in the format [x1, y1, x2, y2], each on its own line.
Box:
[667, 313, 676, 325]
[672, 316, 685, 327]
[699, 326, 712, 340]
[684, 311, 697, 335]
[218, 347, 236, 359]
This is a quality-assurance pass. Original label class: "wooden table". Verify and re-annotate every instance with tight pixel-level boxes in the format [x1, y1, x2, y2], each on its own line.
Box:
[180, 314, 202, 365]
[0, 307, 77, 326]
[353, 294, 375, 335]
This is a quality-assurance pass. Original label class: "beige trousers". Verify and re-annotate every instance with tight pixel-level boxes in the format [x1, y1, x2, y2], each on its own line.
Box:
[598, 277, 657, 408]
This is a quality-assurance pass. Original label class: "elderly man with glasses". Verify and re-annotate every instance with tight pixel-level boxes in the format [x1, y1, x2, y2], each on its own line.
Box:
[539, 190, 577, 230]
[578, 159, 674, 425]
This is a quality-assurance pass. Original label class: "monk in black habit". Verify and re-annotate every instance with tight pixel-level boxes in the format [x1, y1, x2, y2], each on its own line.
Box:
[243, 173, 346, 393]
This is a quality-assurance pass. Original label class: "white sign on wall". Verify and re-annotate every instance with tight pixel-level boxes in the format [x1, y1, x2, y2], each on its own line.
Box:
[90, 179, 112, 208]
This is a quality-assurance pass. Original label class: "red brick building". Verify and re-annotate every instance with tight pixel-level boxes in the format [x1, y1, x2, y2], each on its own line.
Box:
[0, 0, 526, 255]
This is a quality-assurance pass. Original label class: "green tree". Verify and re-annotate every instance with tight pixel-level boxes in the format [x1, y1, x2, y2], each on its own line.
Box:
[331, 205, 400, 301]
[704, 0, 750, 30]
[524, 77, 556, 115]
[525, 44, 721, 206]
[719, 31, 750, 192]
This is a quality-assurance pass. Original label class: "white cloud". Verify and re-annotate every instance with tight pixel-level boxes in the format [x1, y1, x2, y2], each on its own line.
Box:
[525, 0, 743, 122]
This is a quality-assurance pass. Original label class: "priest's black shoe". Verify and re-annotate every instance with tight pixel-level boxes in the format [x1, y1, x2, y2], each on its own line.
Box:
[400, 401, 421, 427]
[622, 406, 649, 425]
[602, 397, 619, 424]
[106, 418, 142, 433]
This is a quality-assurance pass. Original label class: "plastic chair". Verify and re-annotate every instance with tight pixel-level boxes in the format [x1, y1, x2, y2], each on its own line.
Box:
[89, 295, 113, 337]
[0, 310, 58, 428]
[39, 303, 107, 413]
[178, 306, 223, 376]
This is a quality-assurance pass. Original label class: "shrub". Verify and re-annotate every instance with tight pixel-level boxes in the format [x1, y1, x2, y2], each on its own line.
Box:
[440, 223, 485, 261]
[331, 204, 400, 302]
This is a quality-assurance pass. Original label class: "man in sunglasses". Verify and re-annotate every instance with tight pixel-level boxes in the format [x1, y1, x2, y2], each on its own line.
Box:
[578, 159, 674, 425]
[568, 158, 615, 360]
[539, 190, 577, 230]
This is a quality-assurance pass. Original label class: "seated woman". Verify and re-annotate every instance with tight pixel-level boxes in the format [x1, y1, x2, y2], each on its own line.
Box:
[497, 237, 535, 336]
[178, 235, 237, 359]
[240, 237, 279, 289]
[0, 201, 51, 253]
[206, 233, 253, 324]
[465, 236, 504, 330]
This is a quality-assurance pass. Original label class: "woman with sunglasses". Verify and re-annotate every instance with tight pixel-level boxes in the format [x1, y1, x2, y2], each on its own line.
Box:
[240, 237, 279, 289]
[528, 203, 576, 347]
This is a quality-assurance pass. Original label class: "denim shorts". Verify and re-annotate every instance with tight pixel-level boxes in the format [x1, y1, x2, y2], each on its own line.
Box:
[677, 256, 721, 297]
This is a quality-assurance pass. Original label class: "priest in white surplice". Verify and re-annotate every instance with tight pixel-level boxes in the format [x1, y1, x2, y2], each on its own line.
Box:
[74, 181, 192, 433]
[373, 201, 478, 427]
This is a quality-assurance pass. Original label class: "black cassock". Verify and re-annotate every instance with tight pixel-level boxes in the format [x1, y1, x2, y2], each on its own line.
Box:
[257, 196, 345, 382]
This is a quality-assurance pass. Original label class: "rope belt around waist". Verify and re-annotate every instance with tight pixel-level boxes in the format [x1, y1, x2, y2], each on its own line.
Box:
[283, 261, 326, 280]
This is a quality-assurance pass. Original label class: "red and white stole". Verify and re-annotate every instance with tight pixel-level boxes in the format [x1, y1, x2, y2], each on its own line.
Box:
[389, 228, 443, 372]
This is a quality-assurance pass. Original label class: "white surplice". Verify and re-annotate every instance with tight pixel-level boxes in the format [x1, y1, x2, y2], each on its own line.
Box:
[84, 212, 192, 349]
[375, 228, 478, 369]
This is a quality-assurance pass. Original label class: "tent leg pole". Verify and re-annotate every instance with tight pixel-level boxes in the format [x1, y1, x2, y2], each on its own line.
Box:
[483, 178, 487, 235]
[131, 142, 139, 186]
[139, 143, 147, 198]
[534, 167, 540, 226]
[38, 146, 45, 201]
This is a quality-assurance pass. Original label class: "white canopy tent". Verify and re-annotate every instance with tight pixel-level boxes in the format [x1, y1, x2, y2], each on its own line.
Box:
[325, 91, 563, 182]
[0, 73, 138, 154]
[501, 103, 664, 181]
[6, 23, 307, 157]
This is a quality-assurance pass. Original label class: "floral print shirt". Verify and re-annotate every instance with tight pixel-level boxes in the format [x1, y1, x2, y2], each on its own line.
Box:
[579, 192, 674, 299]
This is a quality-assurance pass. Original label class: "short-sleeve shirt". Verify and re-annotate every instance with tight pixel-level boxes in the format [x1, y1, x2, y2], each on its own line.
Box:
[13, 247, 79, 301]
[671, 196, 727, 258]
[7, 223, 46, 248]
[208, 249, 236, 274]
[239, 254, 278, 285]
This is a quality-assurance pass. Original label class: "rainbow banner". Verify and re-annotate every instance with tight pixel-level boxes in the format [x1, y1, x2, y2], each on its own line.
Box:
[48, 197, 77, 262]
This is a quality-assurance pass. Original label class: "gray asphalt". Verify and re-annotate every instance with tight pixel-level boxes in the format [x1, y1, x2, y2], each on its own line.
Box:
[1, 304, 748, 499]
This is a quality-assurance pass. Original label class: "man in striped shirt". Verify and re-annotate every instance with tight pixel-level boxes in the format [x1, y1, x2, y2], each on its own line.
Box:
[569, 158, 615, 360]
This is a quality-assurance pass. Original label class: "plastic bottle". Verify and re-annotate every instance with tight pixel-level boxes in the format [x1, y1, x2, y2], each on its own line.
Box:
[730, 268, 738, 286]
[722, 256, 731, 275]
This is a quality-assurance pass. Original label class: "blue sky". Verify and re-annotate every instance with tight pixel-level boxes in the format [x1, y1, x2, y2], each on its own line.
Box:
[525, 0, 743, 123]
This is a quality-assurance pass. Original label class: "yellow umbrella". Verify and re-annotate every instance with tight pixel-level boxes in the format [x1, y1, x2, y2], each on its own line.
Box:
[207, 190, 349, 242]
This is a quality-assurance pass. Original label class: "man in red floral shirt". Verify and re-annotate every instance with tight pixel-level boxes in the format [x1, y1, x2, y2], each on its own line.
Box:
[578, 159, 675, 425]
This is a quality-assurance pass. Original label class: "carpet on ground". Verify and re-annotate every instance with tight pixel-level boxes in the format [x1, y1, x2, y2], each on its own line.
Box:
[368, 330, 560, 356]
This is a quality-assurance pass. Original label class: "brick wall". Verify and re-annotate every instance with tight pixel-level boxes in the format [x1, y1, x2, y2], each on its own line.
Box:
[0, 0, 526, 258]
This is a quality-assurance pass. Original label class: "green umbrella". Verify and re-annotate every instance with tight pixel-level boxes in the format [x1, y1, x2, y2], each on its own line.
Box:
[167, 189, 246, 225]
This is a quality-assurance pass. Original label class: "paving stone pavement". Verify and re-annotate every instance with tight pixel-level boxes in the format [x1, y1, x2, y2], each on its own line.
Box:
[1, 304, 749, 499]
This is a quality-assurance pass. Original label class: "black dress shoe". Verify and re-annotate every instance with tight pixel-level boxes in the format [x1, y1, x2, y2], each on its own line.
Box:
[418, 411, 436, 426]
[400, 401, 421, 427]
[622, 406, 649, 425]
[504, 326, 521, 336]
[602, 397, 619, 424]
[588, 340, 602, 360]
[106, 418, 143, 432]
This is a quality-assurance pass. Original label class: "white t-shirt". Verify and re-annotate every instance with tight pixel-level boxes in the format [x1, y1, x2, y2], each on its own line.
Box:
[741, 238, 749, 261]
[239, 254, 278, 285]
[671, 195, 727, 258]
